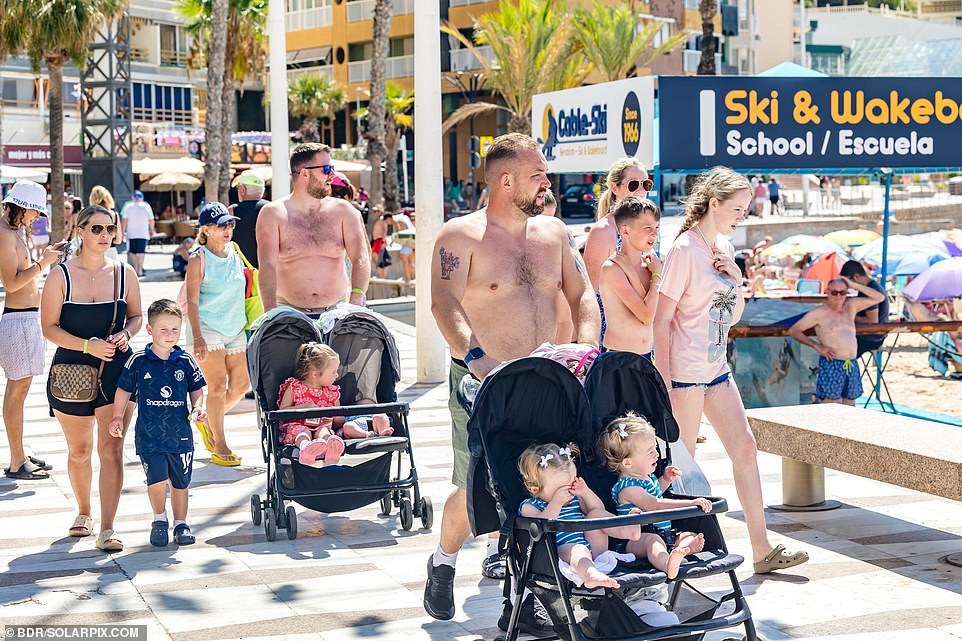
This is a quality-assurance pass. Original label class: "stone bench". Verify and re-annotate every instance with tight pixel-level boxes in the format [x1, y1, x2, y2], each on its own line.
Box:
[746, 404, 962, 512]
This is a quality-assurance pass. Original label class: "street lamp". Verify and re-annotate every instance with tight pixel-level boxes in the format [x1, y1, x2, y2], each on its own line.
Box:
[443, 70, 485, 202]
[355, 86, 363, 146]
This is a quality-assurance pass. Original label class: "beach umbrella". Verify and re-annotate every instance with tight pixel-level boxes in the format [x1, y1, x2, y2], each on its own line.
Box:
[140, 172, 202, 191]
[902, 257, 962, 301]
[853, 234, 951, 267]
[823, 229, 880, 248]
[887, 253, 947, 277]
[801, 251, 847, 291]
[760, 234, 847, 258]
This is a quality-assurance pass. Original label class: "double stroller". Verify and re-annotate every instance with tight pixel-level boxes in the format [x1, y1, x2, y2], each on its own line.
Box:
[465, 351, 755, 641]
[246, 308, 432, 541]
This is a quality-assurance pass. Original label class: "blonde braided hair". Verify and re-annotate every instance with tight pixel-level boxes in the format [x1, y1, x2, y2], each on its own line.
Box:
[676, 167, 751, 240]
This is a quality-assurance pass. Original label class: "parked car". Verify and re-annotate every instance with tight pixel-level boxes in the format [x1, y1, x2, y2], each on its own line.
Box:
[560, 184, 598, 219]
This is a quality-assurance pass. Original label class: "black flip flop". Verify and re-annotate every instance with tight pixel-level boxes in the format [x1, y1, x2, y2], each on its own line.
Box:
[29, 456, 53, 471]
[4, 463, 50, 481]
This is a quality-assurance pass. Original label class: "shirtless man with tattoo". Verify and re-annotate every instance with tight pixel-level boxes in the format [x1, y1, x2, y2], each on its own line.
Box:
[788, 276, 885, 405]
[0, 181, 66, 480]
[423, 133, 600, 630]
[256, 143, 370, 315]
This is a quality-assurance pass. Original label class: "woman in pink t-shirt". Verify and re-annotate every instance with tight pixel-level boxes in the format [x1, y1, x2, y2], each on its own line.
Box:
[653, 167, 808, 575]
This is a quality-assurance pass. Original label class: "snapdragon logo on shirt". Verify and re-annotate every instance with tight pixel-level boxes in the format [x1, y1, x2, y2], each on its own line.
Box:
[146, 386, 186, 407]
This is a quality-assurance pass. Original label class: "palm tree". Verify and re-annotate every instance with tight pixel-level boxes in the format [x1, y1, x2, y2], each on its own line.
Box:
[288, 74, 346, 145]
[573, 0, 690, 82]
[441, 0, 585, 135]
[697, 0, 717, 75]
[0, 0, 124, 242]
[365, 0, 392, 211]
[178, 0, 268, 200]
[382, 83, 413, 212]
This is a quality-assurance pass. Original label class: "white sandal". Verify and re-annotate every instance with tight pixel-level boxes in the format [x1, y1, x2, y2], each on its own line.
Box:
[96, 529, 124, 552]
[69, 515, 93, 537]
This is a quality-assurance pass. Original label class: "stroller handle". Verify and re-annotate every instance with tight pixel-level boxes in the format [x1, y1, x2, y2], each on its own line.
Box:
[268, 402, 409, 422]
[516, 497, 728, 535]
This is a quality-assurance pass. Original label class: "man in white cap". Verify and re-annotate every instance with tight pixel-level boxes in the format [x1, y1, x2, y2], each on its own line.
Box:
[0, 180, 66, 480]
[229, 170, 268, 269]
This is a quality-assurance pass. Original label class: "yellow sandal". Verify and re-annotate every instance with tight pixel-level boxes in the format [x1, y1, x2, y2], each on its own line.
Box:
[211, 452, 241, 467]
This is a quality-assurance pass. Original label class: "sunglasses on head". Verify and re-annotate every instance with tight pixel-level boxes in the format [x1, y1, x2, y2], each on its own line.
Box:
[828, 289, 848, 296]
[302, 164, 334, 175]
[625, 179, 654, 193]
[85, 224, 117, 235]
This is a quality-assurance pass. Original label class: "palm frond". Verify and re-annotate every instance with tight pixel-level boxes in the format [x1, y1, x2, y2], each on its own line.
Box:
[441, 102, 510, 135]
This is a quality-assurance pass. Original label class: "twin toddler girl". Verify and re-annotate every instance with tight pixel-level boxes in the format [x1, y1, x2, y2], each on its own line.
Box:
[278, 342, 393, 464]
[518, 413, 711, 588]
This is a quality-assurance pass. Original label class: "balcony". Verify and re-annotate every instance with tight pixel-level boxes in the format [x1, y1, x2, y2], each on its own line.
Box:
[129, 47, 149, 62]
[286, 6, 332, 31]
[132, 106, 194, 126]
[346, 0, 413, 22]
[160, 49, 189, 68]
[683, 49, 722, 73]
[348, 54, 415, 83]
[449, 46, 493, 71]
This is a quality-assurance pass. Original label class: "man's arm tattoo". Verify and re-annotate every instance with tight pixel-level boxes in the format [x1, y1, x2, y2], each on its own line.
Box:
[439, 246, 461, 280]
[567, 230, 589, 280]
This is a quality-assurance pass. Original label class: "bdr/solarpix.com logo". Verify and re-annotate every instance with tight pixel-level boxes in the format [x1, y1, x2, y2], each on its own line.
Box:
[621, 91, 641, 156]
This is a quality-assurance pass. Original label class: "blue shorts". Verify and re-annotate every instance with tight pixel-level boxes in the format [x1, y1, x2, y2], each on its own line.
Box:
[128, 238, 148, 254]
[816, 356, 862, 401]
[140, 451, 193, 489]
[672, 372, 730, 390]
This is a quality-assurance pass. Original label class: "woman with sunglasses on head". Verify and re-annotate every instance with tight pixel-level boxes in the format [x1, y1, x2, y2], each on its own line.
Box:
[582, 158, 654, 345]
[41, 205, 143, 551]
[184, 202, 250, 467]
[652, 167, 808, 575]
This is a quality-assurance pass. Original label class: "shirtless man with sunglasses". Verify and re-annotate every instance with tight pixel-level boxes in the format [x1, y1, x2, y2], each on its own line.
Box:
[788, 276, 885, 406]
[256, 142, 370, 316]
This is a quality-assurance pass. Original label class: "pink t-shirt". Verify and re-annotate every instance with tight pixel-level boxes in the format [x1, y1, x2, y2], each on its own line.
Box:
[659, 229, 739, 384]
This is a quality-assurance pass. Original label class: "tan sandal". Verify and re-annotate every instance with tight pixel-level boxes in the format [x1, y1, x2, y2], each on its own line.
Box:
[96, 529, 124, 552]
[753, 544, 809, 574]
[69, 515, 93, 537]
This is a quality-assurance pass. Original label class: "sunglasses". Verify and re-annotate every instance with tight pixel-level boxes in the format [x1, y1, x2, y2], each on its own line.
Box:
[212, 220, 236, 229]
[302, 164, 334, 175]
[625, 179, 654, 193]
[85, 224, 117, 235]
[827, 289, 848, 296]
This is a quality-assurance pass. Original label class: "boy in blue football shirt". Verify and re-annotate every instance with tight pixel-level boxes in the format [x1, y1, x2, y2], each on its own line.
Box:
[110, 299, 207, 546]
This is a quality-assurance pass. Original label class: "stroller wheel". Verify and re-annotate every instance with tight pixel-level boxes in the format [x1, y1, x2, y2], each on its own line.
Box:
[264, 507, 277, 542]
[251, 495, 262, 526]
[419, 496, 434, 530]
[285, 506, 298, 540]
[399, 497, 414, 531]
[379, 494, 393, 517]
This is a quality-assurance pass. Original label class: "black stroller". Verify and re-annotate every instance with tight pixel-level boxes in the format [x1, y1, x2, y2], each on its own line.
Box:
[246, 308, 432, 541]
[466, 353, 755, 641]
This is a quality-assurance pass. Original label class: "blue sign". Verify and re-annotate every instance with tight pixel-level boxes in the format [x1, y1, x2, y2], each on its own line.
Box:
[658, 76, 962, 171]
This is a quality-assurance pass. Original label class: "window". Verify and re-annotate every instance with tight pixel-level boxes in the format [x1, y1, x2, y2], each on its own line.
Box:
[132, 82, 192, 124]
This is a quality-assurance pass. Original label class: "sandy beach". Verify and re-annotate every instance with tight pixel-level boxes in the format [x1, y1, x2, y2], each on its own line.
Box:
[873, 333, 961, 418]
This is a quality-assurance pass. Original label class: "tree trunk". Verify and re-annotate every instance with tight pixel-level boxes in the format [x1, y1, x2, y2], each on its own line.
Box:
[697, 0, 717, 76]
[365, 0, 392, 211]
[204, 0, 228, 201]
[47, 61, 65, 244]
[384, 127, 399, 212]
[219, 78, 236, 202]
[509, 112, 531, 135]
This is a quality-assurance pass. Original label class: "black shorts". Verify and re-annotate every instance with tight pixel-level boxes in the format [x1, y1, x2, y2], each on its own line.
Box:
[140, 451, 194, 489]
[128, 238, 148, 254]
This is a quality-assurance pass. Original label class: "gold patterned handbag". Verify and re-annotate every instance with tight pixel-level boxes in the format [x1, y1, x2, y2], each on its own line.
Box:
[49, 264, 120, 403]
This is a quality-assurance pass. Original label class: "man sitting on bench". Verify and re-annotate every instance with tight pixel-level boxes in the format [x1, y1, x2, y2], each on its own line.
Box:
[788, 277, 885, 406]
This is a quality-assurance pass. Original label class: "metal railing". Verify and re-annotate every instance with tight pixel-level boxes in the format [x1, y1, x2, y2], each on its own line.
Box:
[683, 49, 722, 73]
[448, 0, 493, 6]
[449, 45, 492, 71]
[159, 49, 189, 67]
[347, 54, 415, 83]
[129, 47, 149, 62]
[286, 5, 333, 31]
[346, 0, 413, 22]
[132, 106, 194, 125]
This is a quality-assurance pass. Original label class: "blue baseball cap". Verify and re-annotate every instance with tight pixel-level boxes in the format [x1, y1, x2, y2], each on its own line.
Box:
[133, 190, 144, 199]
[198, 201, 239, 226]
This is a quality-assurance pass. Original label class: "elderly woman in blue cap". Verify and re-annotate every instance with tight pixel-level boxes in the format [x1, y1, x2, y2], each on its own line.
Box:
[183, 202, 250, 466]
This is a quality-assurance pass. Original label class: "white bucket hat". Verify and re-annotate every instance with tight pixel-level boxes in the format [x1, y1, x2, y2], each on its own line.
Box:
[1, 180, 48, 216]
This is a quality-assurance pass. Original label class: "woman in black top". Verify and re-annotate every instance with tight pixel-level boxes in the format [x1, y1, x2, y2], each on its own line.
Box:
[41, 206, 143, 552]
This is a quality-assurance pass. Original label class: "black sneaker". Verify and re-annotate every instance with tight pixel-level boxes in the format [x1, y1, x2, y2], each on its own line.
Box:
[481, 552, 506, 580]
[423, 555, 456, 620]
[497, 593, 553, 634]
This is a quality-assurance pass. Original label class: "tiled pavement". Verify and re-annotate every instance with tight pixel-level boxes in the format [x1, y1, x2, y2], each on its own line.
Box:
[3, 273, 962, 640]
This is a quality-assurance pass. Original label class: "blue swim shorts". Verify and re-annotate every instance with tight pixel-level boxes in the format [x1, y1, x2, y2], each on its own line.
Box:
[815, 356, 862, 401]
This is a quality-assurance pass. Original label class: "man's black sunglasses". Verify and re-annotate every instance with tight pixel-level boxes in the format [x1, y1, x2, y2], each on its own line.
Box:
[301, 164, 334, 175]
